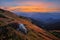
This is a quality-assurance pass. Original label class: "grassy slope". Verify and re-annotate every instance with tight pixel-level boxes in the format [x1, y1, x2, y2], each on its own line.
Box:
[0, 9, 59, 40]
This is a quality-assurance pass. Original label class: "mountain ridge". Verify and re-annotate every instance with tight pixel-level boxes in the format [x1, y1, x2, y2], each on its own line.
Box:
[0, 9, 59, 40]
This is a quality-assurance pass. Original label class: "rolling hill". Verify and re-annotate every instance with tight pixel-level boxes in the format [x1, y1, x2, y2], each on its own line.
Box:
[0, 9, 59, 40]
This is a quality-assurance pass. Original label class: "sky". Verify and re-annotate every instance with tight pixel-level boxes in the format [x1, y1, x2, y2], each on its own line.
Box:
[0, 0, 60, 12]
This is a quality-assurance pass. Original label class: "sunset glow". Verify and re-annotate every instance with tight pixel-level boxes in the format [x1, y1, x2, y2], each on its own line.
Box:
[0, 0, 60, 12]
[5, 6, 60, 12]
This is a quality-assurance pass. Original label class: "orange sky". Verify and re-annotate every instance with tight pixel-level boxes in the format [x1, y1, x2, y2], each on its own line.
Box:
[2, 6, 59, 12]
[0, 1, 60, 12]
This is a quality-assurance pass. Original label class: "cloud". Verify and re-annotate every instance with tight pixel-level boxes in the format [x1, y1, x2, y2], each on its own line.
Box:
[0, 0, 60, 7]
[0, 0, 60, 12]
[1, 6, 60, 12]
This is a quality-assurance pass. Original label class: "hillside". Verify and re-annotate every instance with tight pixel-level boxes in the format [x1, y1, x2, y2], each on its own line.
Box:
[0, 9, 59, 40]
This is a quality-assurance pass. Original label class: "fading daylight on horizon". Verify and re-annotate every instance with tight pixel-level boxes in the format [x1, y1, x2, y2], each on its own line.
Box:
[0, 0, 60, 12]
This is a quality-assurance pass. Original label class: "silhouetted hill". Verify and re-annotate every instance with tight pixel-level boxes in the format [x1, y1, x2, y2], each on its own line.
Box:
[30, 18, 60, 30]
[15, 12, 60, 30]
[19, 15, 60, 30]
[44, 21, 60, 30]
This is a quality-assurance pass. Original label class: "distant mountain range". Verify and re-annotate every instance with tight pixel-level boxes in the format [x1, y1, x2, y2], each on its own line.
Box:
[15, 12, 60, 23]
[15, 12, 60, 30]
